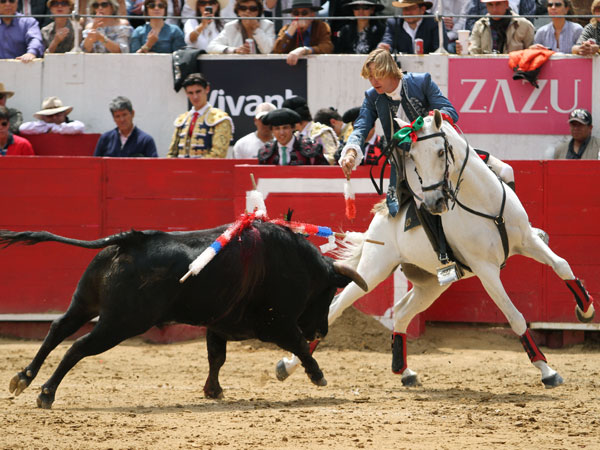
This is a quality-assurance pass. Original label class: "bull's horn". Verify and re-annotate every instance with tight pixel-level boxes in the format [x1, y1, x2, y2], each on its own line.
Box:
[333, 262, 368, 292]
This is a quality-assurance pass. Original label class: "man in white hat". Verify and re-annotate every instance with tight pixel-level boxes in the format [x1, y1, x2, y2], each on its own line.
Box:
[19, 96, 85, 135]
[462, 0, 534, 54]
[231, 102, 276, 159]
[378, 0, 448, 54]
[0, 83, 23, 135]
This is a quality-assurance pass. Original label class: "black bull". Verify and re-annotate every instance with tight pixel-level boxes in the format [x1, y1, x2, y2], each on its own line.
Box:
[1, 222, 367, 409]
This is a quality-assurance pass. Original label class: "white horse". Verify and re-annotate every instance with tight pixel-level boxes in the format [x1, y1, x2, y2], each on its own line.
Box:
[276, 110, 595, 388]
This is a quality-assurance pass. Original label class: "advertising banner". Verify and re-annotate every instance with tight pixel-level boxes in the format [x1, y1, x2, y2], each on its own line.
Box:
[201, 59, 308, 141]
[448, 57, 592, 134]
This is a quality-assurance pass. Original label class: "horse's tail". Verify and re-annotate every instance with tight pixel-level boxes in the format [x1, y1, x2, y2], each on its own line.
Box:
[332, 232, 366, 269]
[0, 229, 147, 250]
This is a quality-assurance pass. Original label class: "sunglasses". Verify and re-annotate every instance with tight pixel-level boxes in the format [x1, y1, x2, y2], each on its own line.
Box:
[147, 1, 166, 7]
[237, 4, 258, 11]
[353, 5, 374, 10]
[547, 2, 563, 6]
[292, 8, 311, 16]
[92, 1, 111, 8]
[0, 0, 17, 3]
[0, 121, 8, 127]
[50, 0, 70, 6]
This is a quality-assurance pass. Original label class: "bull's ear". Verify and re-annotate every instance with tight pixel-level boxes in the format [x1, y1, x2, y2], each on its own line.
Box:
[433, 109, 442, 130]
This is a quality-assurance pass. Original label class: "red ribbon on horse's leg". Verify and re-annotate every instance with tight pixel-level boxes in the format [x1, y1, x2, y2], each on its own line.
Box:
[565, 278, 594, 314]
[519, 329, 547, 363]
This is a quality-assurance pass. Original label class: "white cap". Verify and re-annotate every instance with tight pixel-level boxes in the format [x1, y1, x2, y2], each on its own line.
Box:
[255, 102, 277, 120]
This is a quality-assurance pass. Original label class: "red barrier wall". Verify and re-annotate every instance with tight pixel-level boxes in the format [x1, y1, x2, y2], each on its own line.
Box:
[22, 134, 100, 156]
[0, 157, 598, 327]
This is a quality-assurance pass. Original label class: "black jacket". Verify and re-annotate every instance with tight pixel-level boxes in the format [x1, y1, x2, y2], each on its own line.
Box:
[380, 15, 448, 54]
[334, 19, 386, 54]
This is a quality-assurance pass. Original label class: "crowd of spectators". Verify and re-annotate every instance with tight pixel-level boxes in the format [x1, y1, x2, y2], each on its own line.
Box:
[2, 0, 600, 60]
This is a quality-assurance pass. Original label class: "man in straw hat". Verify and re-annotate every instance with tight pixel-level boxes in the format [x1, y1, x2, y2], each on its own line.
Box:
[461, 0, 534, 54]
[258, 107, 328, 165]
[272, 0, 333, 65]
[378, 0, 448, 54]
[0, 83, 23, 135]
[19, 96, 85, 135]
[0, 0, 45, 61]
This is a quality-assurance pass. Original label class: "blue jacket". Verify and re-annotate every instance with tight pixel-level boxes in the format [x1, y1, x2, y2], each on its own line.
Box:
[347, 72, 458, 151]
[346, 72, 458, 216]
[94, 126, 158, 157]
[380, 15, 448, 54]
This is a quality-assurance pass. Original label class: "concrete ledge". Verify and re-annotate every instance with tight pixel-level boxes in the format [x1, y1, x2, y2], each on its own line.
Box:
[530, 322, 600, 331]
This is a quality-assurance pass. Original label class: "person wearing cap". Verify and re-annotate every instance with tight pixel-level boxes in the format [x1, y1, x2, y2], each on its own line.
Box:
[282, 96, 339, 165]
[334, 0, 386, 54]
[168, 73, 234, 158]
[94, 96, 158, 157]
[0, 106, 34, 156]
[334, 106, 383, 165]
[572, 0, 600, 55]
[19, 97, 85, 135]
[183, 0, 225, 51]
[463, 0, 534, 54]
[378, 0, 449, 54]
[231, 102, 276, 158]
[272, 0, 334, 66]
[206, 0, 275, 54]
[258, 108, 328, 165]
[41, 0, 77, 53]
[549, 109, 600, 159]
[0, 83, 23, 135]
[0, 0, 45, 61]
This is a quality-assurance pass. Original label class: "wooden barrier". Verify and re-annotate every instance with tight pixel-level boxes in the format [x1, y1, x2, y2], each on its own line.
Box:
[0, 157, 598, 340]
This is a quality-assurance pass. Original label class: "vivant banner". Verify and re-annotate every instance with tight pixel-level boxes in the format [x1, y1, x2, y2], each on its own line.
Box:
[200, 59, 307, 142]
[448, 57, 592, 134]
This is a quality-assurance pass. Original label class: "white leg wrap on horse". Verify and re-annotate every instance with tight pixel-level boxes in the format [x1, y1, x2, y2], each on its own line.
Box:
[533, 360, 555, 379]
[498, 162, 514, 185]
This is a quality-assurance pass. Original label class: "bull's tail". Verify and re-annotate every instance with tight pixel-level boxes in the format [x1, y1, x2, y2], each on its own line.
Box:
[0, 229, 147, 250]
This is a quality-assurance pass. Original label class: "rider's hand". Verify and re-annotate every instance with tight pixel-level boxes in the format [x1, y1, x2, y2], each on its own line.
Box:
[341, 152, 357, 178]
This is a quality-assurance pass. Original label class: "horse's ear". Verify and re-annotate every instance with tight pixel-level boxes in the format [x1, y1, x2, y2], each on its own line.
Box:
[433, 109, 443, 130]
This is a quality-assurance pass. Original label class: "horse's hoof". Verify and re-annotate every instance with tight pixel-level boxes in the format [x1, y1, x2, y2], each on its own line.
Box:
[36, 389, 54, 409]
[312, 377, 327, 387]
[9, 372, 31, 396]
[542, 372, 564, 389]
[576, 305, 595, 323]
[401, 373, 420, 387]
[275, 360, 290, 382]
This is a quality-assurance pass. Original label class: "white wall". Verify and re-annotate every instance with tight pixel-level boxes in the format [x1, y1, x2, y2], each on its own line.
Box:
[2, 53, 598, 159]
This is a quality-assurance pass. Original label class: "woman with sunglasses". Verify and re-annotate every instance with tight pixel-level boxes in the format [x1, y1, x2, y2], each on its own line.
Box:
[334, 0, 385, 54]
[183, 0, 225, 51]
[572, 0, 600, 55]
[131, 0, 185, 52]
[42, 0, 78, 53]
[206, 0, 274, 53]
[82, 0, 133, 53]
[531, 0, 582, 53]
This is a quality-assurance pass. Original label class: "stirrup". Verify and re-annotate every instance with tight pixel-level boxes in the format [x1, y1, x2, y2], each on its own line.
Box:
[437, 261, 462, 286]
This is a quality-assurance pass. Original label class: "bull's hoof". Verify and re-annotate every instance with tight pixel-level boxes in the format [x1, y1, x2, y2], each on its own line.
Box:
[312, 377, 327, 387]
[576, 305, 595, 323]
[36, 388, 55, 409]
[275, 360, 290, 382]
[203, 386, 224, 399]
[9, 371, 32, 396]
[542, 372, 564, 389]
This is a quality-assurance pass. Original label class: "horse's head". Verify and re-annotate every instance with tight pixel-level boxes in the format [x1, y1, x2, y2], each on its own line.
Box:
[399, 110, 455, 215]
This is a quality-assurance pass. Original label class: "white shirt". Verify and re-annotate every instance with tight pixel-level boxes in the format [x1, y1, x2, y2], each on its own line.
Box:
[402, 19, 422, 53]
[278, 135, 295, 165]
[232, 131, 266, 159]
[19, 120, 85, 135]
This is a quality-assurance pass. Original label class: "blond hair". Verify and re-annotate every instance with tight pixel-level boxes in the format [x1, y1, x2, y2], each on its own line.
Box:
[592, 0, 600, 24]
[360, 49, 403, 80]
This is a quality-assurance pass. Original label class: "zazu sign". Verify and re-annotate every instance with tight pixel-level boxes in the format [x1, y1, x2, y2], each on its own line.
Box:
[201, 59, 308, 141]
[448, 57, 592, 134]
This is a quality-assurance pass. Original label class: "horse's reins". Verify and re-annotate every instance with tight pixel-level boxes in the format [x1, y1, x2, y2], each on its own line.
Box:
[406, 121, 510, 267]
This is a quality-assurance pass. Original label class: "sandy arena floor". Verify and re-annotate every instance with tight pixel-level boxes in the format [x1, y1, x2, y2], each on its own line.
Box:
[2, 308, 600, 450]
